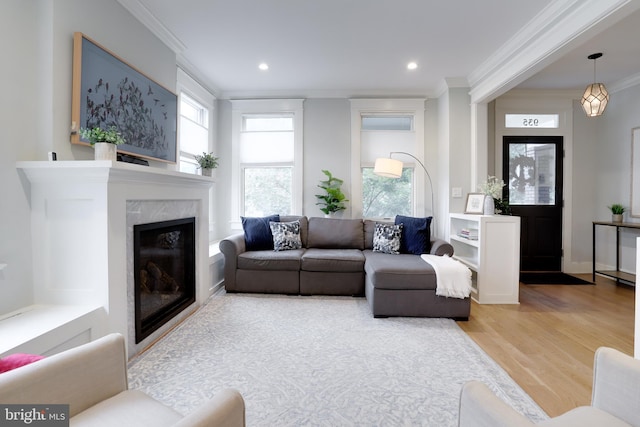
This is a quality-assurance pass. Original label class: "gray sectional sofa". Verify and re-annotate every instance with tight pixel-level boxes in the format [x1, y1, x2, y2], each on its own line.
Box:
[220, 216, 470, 319]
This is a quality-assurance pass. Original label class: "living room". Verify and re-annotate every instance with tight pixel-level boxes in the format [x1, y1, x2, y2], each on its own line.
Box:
[2, 0, 640, 425]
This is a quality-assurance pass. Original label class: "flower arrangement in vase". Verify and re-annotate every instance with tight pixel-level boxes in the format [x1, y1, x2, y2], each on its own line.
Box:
[478, 176, 510, 215]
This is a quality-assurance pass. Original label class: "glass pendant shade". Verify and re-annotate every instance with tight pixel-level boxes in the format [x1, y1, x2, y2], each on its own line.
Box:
[581, 83, 609, 117]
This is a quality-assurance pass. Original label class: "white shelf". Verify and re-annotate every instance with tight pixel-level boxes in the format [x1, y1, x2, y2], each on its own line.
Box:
[450, 213, 520, 304]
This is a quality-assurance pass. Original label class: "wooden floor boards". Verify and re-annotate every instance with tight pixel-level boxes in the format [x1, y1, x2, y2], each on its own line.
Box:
[457, 274, 634, 417]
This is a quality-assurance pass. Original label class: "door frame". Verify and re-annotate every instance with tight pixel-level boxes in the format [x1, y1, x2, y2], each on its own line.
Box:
[493, 94, 576, 273]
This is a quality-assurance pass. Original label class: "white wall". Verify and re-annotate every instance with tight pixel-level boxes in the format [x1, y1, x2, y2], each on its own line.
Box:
[0, 0, 177, 316]
[303, 99, 351, 218]
[0, 0, 40, 314]
[594, 83, 640, 274]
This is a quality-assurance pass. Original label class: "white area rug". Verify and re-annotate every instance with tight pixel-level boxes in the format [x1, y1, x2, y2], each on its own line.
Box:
[128, 293, 547, 426]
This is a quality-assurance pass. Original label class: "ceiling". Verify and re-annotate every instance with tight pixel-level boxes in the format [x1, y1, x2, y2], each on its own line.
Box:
[124, 0, 640, 100]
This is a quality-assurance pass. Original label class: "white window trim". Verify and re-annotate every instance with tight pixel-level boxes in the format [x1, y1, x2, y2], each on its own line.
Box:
[177, 68, 216, 240]
[350, 99, 426, 218]
[231, 99, 304, 229]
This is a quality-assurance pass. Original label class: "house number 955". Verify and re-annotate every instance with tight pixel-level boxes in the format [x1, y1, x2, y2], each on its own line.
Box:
[522, 118, 539, 126]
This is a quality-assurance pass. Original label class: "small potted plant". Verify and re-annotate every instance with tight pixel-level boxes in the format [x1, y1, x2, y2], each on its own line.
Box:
[79, 126, 126, 161]
[608, 203, 625, 222]
[195, 152, 219, 177]
[315, 169, 348, 216]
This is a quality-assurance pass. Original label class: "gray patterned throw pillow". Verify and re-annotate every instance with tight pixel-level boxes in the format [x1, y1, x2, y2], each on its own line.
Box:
[373, 223, 403, 254]
[270, 220, 303, 251]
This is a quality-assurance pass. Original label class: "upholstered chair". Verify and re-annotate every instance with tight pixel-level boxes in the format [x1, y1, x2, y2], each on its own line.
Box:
[0, 333, 245, 427]
[459, 346, 640, 427]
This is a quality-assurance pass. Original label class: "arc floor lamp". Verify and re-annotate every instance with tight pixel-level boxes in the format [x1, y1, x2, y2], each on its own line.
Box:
[374, 151, 435, 230]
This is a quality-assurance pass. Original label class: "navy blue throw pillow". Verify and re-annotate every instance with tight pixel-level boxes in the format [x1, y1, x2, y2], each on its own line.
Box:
[394, 215, 432, 255]
[241, 215, 280, 251]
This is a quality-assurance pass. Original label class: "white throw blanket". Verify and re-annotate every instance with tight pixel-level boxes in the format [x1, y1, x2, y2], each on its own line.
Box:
[420, 254, 472, 299]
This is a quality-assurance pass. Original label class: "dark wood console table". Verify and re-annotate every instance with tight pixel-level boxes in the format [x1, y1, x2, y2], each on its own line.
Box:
[592, 221, 640, 285]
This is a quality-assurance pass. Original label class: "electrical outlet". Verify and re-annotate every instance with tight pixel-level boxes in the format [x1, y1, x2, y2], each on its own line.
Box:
[452, 187, 463, 198]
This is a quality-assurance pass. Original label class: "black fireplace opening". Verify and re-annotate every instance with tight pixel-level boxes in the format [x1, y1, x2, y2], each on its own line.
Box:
[134, 217, 196, 343]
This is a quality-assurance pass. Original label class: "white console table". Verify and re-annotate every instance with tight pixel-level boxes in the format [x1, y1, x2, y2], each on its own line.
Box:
[449, 213, 521, 304]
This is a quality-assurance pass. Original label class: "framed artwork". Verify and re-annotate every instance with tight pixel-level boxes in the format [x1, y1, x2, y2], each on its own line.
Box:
[465, 193, 486, 214]
[71, 32, 177, 163]
[631, 127, 640, 217]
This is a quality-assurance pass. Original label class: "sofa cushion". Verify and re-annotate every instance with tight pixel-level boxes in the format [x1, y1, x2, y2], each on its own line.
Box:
[395, 215, 432, 255]
[373, 223, 403, 254]
[364, 250, 437, 290]
[241, 215, 280, 251]
[301, 249, 365, 272]
[307, 217, 364, 250]
[71, 390, 183, 427]
[238, 249, 304, 271]
[270, 220, 303, 251]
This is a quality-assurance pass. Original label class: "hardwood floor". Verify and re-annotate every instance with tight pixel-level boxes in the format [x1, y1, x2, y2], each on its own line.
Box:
[457, 274, 634, 418]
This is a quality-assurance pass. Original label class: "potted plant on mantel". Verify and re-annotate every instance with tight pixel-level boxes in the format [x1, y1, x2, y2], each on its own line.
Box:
[195, 152, 219, 177]
[315, 169, 348, 217]
[608, 203, 625, 223]
[79, 126, 126, 161]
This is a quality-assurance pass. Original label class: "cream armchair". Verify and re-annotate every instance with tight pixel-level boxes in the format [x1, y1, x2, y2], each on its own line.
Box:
[0, 333, 245, 427]
[459, 347, 640, 427]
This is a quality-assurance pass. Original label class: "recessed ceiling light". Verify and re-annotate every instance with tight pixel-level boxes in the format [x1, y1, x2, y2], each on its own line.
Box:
[407, 62, 418, 70]
[259, 63, 269, 71]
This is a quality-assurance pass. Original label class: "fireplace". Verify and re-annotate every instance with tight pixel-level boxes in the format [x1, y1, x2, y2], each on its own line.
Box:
[134, 217, 196, 343]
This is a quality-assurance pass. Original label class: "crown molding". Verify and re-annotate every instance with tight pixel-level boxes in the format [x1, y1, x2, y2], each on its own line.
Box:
[468, 0, 640, 104]
[609, 71, 640, 93]
[116, 0, 186, 53]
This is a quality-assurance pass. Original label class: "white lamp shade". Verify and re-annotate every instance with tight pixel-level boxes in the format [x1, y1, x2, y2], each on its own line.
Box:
[581, 83, 609, 117]
[374, 157, 403, 178]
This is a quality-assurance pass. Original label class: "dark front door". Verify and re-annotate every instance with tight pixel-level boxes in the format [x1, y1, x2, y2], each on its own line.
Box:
[503, 136, 563, 271]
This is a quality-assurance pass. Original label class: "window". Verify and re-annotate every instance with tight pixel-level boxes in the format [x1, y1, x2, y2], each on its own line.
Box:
[505, 114, 559, 129]
[362, 167, 413, 218]
[179, 93, 209, 174]
[361, 115, 413, 131]
[240, 114, 294, 216]
[231, 100, 304, 225]
[350, 100, 425, 219]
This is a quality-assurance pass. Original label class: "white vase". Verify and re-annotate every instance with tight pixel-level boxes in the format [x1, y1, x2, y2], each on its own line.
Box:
[201, 168, 213, 177]
[483, 195, 495, 215]
[94, 142, 117, 161]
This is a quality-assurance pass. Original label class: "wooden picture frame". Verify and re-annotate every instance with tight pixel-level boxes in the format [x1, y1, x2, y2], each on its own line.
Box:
[631, 127, 640, 217]
[465, 193, 486, 214]
[71, 32, 177, 163]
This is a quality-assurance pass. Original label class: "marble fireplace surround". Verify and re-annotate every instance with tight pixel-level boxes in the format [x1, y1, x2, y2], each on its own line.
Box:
[16, 161, 213, 358]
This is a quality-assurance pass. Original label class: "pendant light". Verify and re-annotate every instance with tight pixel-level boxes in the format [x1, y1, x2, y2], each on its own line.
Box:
[580, 52, 609, 117]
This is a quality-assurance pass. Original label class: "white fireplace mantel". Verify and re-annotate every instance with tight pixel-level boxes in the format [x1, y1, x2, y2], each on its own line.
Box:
[15, 161, 214, 357]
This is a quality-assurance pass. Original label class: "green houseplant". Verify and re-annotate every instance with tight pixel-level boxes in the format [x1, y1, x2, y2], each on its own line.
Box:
[79, 126, 125, 161]
[608, 203, 625, 222]
[315, 169, 348, 215]
[79, 126, 126, 146]
[195, 152, 219, 176]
